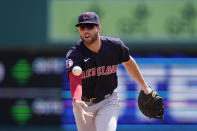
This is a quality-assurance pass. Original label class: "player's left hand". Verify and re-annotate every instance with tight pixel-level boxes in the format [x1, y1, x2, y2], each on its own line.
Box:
[138, 88, 164, 120]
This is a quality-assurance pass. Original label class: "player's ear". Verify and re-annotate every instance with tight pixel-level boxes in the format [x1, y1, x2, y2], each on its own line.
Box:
[98, 25, 101, 33]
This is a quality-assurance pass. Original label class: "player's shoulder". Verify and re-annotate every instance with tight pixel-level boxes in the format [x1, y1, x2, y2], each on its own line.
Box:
[101, 36, 124, 46]
[66, 40, 83, 58]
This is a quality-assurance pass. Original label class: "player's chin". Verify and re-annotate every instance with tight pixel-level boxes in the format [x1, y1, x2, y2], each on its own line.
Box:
[83, 38, 93, 44]
[85, 40, 93, 45]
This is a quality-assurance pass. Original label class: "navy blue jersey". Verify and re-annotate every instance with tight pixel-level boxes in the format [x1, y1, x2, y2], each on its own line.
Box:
[66, 36, 130, 99]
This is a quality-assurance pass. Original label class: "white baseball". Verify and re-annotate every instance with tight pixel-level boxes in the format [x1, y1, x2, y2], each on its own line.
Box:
[72, 66, 82, 76]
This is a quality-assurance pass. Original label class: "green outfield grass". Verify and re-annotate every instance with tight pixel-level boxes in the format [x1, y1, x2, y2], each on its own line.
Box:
[48, 0, 197, 42]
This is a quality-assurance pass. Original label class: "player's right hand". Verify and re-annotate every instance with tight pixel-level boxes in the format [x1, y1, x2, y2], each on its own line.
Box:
[73, 100, 94, 124]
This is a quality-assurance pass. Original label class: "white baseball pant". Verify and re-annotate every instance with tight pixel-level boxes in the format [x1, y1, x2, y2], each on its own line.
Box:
[73, 91, 119, 131]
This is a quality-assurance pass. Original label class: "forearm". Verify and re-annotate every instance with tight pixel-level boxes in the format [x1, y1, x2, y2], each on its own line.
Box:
[123, 56, 148, 89]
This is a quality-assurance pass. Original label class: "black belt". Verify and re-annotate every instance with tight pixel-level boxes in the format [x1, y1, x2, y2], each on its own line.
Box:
[82, 93, 111, 104]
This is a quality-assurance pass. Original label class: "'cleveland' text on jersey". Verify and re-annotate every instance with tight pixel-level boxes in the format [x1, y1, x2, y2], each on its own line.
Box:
[82, 64, 118, 79]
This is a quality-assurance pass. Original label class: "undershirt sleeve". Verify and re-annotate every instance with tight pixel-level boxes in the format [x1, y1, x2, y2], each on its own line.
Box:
[69, 72, 82, 101]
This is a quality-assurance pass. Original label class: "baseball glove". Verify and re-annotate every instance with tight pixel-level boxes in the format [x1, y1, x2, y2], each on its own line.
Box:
[138, 89, 164, 120]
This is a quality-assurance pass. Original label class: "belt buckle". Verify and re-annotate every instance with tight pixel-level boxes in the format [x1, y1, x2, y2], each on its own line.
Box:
[90, 98, 96, 103]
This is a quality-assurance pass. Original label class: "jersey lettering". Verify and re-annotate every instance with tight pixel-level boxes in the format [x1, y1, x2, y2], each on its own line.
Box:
[102, 66, 105, 75]
[97, 66, 102, 76]
[91, 68, 96, 77]
[111, 65, 118, 73]
[105, 66, 111, 75]
[82, 71, 86, 79]
[86, 69, 91, 78]
[82, 64, 118, 79]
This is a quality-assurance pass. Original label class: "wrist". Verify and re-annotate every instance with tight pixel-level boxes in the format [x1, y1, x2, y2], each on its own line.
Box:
[140, 83, 149, 90]
[142, 85, 152, 94]
[73, 97, 78, 102]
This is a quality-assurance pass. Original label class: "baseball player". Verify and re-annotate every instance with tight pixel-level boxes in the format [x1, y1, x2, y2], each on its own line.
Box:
[66, 12, 152, 131]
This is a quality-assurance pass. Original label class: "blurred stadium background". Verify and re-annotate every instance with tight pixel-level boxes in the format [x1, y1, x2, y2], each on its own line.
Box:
[0, 0, 197, 131]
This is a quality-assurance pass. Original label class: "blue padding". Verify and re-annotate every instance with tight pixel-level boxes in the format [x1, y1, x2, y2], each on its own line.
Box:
[61, 124, 197, 131]
[135, 58, 197, 65]
[62, 91, 71, 99]
[63, 108, 73, 115]
[117, 124, 197, 131]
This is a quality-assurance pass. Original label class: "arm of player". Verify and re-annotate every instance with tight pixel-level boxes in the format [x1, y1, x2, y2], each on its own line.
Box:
[69, 71, 82, 101]
[122, 56, 152, 94]
[69, 72, 93, 124]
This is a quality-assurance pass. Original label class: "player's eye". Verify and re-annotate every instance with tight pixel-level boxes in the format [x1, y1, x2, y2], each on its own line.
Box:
[77, 24, 96, 31]
[77, 25, 85, 31]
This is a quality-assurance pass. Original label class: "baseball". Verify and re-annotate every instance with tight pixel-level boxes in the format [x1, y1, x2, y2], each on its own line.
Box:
[72, 66, 82, 76]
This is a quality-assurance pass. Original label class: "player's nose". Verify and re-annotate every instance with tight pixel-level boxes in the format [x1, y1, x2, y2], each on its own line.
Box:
[83, 27, 90, 32]
[82, 29, 91, 35]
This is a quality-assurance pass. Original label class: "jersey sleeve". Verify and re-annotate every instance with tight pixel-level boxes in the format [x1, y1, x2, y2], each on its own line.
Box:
[66, 50, 82, 74]
[117, 39, 130, 63]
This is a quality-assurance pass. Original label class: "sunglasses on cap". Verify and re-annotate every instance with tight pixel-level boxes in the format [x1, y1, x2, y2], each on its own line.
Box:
[77, 24, 97, 31]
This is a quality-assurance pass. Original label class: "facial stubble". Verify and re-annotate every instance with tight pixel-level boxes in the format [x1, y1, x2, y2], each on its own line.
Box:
[80, 31, 99, 45]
